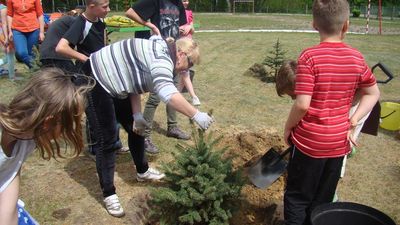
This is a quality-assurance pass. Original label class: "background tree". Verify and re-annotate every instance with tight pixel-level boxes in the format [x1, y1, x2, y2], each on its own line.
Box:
[262, 38, 287, 83]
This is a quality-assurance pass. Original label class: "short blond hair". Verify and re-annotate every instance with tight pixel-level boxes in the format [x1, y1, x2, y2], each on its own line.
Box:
[312, 0, 350, 35]
[276, 60, 297, 97]
[176, 37, 200, 65]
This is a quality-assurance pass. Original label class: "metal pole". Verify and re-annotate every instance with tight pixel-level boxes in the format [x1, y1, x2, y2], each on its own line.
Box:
[378, 0, 382, 34]
[366, 0, 371, 34]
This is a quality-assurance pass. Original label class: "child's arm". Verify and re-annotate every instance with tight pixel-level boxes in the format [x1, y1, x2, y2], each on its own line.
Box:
[56, 38, 88, 63]
[0, 172, 20, 224]
[125, 8, 160, 36]
[179, 71, 200, 105]
[179, 11, 194, 36]
[284, 94, 311, 145]
[37, 14, 45, 42]
[35, 0, 45, 42]
[348, 84, 380, 145]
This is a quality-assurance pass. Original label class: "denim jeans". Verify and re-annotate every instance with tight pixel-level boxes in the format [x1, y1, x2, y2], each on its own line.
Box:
[85, 118, 123, 155]
[84, 69, 149, 197]
[12, 29, 39, 68]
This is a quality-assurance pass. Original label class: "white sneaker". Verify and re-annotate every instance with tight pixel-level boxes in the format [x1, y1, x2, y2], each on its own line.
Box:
[136, 167, 165, 182]
[103, 194, 125, 217]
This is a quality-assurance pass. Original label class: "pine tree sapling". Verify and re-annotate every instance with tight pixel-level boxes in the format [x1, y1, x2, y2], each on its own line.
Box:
[149, 129, 244, 225]
[262, 38, 287, 82]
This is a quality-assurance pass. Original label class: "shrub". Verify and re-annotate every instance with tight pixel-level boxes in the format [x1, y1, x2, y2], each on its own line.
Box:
[149, 129, 244, 225]
[352, 9, 361, 17]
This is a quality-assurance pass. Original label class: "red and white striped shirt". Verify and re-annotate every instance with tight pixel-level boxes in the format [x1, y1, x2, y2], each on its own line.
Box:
[292, 42, 376, 158]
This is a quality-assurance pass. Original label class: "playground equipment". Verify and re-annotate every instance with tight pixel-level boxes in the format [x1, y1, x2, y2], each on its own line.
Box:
[366, 0, 382, 34]
[232, 0, 254, 13]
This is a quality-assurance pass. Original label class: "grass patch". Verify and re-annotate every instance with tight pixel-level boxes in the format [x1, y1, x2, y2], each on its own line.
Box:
[1, 12, 398, 224]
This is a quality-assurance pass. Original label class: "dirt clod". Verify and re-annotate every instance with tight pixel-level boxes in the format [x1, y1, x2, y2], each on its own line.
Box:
[51, 208, 71, 220]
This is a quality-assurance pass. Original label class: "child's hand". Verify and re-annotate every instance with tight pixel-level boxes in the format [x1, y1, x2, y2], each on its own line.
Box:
[284, 128, 292, 146]
[145, 22, 160, 36]
[179, 25, 191, 36]
[39, 32, 45, 42]
[347, 118, 359, 147]
[192, 96, 201, 106]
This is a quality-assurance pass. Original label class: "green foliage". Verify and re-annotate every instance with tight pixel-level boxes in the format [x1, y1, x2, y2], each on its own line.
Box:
[262, 38, 287, 83]
[149, 129, 244, 225]
[215, 0, 229, 12]
[352, 9, 361, 17]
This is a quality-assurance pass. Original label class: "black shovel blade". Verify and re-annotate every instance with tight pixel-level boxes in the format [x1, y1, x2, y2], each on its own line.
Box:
[248, 147, 290, 189]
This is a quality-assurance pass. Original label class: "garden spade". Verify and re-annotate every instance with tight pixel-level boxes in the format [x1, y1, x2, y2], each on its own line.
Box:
[248, 147, 291, 189]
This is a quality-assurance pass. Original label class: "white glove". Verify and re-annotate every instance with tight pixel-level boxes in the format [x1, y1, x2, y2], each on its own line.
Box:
[132, 112, 150, 136]
[192, 96, 201, 106]
[191, 110, 214, 130]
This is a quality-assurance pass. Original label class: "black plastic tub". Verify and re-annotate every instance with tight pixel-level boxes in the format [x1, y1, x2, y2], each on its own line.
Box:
[311, 202, 396, 225]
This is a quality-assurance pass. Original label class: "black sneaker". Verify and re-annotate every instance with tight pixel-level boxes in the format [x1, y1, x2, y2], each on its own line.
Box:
[144, 138, 159, 154]
[166, 127, 190, 140]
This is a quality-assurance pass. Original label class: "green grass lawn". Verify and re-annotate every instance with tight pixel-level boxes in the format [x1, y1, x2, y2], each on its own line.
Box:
[1, 13, 399, 224]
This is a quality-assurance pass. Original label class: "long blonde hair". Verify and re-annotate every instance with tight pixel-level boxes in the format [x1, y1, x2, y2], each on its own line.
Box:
[0, 68, 94, 159]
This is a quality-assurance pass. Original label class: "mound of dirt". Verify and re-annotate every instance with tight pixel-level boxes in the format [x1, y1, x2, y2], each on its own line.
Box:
[243, 63, 275, 83]
[217, 128, 287, 225]
[143, 128, 287, 225]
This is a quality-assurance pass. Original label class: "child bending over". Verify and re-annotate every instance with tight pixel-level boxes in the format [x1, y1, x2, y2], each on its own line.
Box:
[0, 68, 93, 224]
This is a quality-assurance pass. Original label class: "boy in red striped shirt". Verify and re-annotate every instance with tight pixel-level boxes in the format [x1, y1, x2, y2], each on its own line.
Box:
[283, 0, 380, 224]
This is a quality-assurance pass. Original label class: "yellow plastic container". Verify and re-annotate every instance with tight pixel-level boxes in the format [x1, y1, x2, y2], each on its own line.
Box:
[380, 102, 400, 131]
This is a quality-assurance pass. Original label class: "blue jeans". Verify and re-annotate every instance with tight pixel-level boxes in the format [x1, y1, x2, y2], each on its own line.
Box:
[12, 29, 39, 68]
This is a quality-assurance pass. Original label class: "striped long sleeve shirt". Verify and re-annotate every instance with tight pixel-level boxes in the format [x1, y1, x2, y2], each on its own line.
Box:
[292, 42, 376, 158]
[90, 36, 178, 103]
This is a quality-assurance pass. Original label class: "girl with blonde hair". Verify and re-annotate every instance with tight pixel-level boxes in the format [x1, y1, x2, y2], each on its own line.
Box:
[0, 68, 93, 224]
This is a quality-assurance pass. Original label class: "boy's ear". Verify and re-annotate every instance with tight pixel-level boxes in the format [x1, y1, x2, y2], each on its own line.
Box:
[340, 19, 349, 39]
[342, 19, 349, 33]
[312, 20, 318, 31]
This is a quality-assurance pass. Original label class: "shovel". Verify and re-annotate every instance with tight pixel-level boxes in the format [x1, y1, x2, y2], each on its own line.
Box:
[248, 147, 292, 189]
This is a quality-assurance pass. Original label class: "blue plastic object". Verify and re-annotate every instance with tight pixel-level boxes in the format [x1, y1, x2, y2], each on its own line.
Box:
[17, 200, 39, 225]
